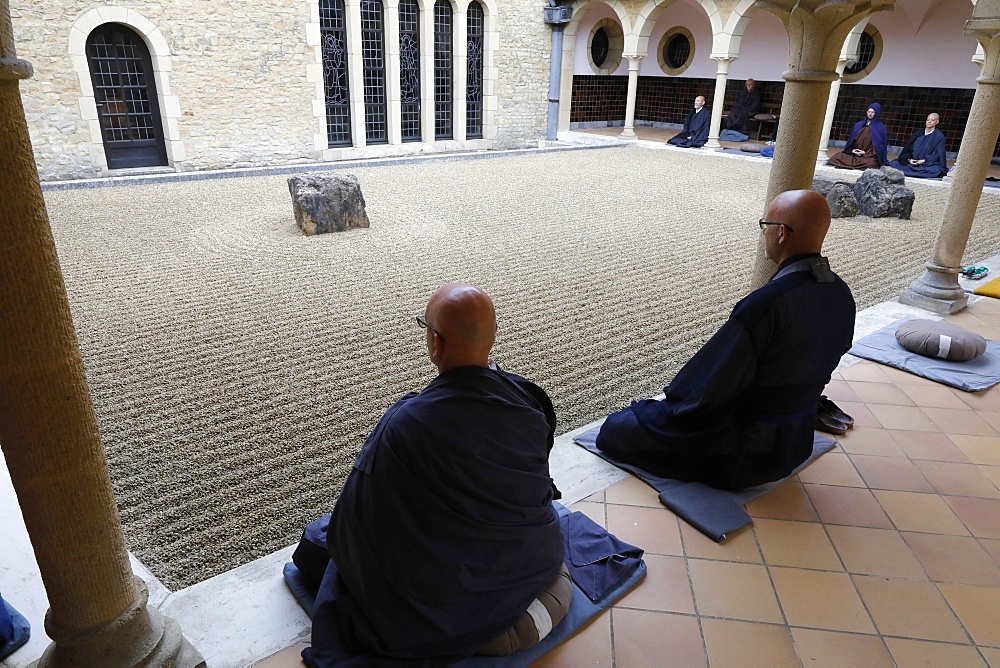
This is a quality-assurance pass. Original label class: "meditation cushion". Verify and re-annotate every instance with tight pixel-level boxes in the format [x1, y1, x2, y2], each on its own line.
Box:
[740, 142, 765, 153]
[894, 319, 987, 361]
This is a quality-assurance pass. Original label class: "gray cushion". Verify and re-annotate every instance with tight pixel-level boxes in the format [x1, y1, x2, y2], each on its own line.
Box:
[895, 319, 987, 361]
[740, 142, 765, 153]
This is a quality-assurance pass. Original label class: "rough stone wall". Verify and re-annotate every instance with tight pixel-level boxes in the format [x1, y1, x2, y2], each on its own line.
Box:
[492, 0, 552, 149]
[12, 0, 318, 180]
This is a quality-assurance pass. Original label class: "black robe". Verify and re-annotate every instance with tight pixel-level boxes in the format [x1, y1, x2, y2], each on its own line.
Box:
[597, 254, 856, 490]
[889, 128, 948, 178]
[667, 107, 710, 148]
[311, 366, 563, 665]
[725, 86, 760, 131]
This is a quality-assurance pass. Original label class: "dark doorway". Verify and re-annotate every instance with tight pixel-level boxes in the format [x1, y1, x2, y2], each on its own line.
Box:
[86, 24, 168, 170]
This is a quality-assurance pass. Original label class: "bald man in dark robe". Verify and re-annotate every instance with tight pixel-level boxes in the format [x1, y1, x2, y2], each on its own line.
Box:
[307, 283, 568, 665]
[597, 191, 856, 489]
[889, 113, 948, 179]
[667, 95, 710, 148]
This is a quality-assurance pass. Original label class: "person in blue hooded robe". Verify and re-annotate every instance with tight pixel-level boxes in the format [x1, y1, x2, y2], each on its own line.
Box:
[307, 283, 566, 666]
[597, 190, 855, 490]
[889, 113, 948, 179]
[667, 95, 710, 148]
[827, 102, 889, 170]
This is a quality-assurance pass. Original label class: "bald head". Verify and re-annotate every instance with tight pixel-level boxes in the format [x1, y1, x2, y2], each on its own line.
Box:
[762, 190, 831, 265]
[423, 283, 497, 373]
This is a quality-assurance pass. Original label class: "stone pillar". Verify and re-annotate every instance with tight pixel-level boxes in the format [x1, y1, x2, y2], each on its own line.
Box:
[0, 3, 203, 665]
[704, 56, 734, 151]
[900, 6, 1000, 314]
[453, 7, 468, 142]
[346, 0, 368, 148]
[546, 23, 566, 141]
[748, 0, 894, 289]
[384, 0, 403, 145]
[618, 55, 643, 140]
[815, 57, 848, 165]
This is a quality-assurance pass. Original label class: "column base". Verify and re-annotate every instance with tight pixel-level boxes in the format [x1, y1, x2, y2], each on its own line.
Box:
[618, 128, 637, 141]
[898, 263, 969, 315]
[703, 139, 724, 151]
[38, 578, 205, 667]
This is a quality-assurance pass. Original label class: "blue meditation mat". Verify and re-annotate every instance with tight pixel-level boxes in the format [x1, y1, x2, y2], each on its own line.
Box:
[849, 319, 1000, 391]
[0, 596, 31, 662]
[574, 426, 836, 542]
[284, 503, 646, 666]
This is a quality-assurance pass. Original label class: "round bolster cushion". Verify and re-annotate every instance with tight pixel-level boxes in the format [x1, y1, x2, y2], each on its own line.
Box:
[895, 319, 987, 361]
[753, 113, 777, 121]
[740, 142, 765, 153]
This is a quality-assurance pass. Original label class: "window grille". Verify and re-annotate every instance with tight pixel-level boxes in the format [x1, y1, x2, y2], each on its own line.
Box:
[466, 1, 484, 139]
[665, 34, 690, 69]
[361, 0, 389, 144]
[845, 32, 876, 75]
[433, 0, 453, 140]
[87, 29, 156, 143]
[320, 0, 352, 146]
[399, 0, 421, 141]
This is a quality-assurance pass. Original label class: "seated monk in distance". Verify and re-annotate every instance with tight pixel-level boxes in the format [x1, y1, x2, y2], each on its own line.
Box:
[597, 190, 856, 489]
[305, 283, 571, 665]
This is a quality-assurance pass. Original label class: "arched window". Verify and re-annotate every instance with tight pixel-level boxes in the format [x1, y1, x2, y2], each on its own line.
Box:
[466, 0, 484, 138]
[591, 28, 609, 68]
[361, 0, 388, 144]
[86, 24, 167, 169]
[433, 0, 453, 140]
[320, 0, 352, 147]
[399, 0, 421, 141]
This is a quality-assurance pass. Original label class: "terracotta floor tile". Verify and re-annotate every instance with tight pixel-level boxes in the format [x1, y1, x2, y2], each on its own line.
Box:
[968, 297, 1000, 315]
[568, 501, 607, 528]
[846, 381, 915, 406]
[823, 379, 861, 403]
[982, 464, 1000, 489]
[836, 427, 906, 457]
[922, 407, 999, 436]
[879, 365, 941, 386]
[746, 480, 819, 522]
[754, 518, 842, 571]
[830, 401, 881, 428]
[615, 554, 694, 614]
[827, 525, 926, 579]
[944, 496, 1000, 539]
[979, 538, 1000, 564]
[975, 410, 1000, 434]
[532, 609, 612, 667]
[951, 386, 1000, 412]
[883, 638, 986, 668]
[605, 503, 683, 556]
[679, 521, 762, 563]
[796, 451, 866, 487]
[604, 475, 661, 508]
[580, 488, 606, 503]
[902, 532, 1000, 586]
[914, 460, 1000, 499]
[687, 559, 783, 623]
[868, 404, 939, 432]
[253, 642, 308, 668]
[950, 434, 1000, 466]
[854, 575, 969, 642]
[839, 362, 893, 383]
[770, 567, 875, 633]
[898, 383, 972, 410]
[891, 430, 971, 462]
[789, 628, 893, 667]
[804, 484, 894, 529]
[610, 609, 706, 668]
[850, 454, 935, 493]
[981, 647, 1000, 666]
[701, 619, 798, 667]
[942, 312, 995, 338]
[937, 583, 1000, 646]
[873, 490, 970, 535]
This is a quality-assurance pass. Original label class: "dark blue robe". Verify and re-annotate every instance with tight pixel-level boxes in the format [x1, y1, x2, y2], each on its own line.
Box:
[828, 101, 889, 168]
[667, 107, 710, 148]
[890, 128, 948, 178]
[311, 366, 564, 665]
[725, 86, 760, 131]
[597, 254, 855, 490]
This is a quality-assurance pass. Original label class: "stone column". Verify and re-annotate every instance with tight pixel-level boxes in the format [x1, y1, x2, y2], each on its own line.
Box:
[0, 3, 203, 665]
[704, 56, 734, 151]
[815, 57, 848, 165]
[748, 0, 894, 289]
[453, 7, 468, 142]
[900, 6, 1000, 314]
[346, 0, 368, 148]
[618, 55, 643, 141]
[384, 0, 403, 145]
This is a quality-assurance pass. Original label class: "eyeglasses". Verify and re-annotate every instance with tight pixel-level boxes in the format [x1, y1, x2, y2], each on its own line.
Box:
[416, 315, 444, 342]
[759, 219, 793, 233]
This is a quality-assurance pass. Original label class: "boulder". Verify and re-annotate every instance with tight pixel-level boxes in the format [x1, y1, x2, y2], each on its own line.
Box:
[854, 168, 915, 219]
[288, 174, 369, 235]
[826, 183, 859, 218]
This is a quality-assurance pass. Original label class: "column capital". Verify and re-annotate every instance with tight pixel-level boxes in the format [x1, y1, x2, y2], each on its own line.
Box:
[0, 56, 32, 80]
[965, 15, 1000, 80]
[624, 54, 644, 64]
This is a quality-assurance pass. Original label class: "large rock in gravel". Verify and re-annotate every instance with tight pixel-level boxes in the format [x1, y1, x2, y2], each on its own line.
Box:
[812, 176, 858, 218]
[288, 173, 369, 235]
[854, 167, 915, 219]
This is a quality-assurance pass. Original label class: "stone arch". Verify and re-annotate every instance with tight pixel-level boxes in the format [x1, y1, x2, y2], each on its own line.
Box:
[68, 8, 183, 172]
[628, 0, 723, 58]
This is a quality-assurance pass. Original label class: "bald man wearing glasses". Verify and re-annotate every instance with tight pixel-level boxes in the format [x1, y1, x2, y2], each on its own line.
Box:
[305, 283, 569, 666]
[597, 190, 856, 489]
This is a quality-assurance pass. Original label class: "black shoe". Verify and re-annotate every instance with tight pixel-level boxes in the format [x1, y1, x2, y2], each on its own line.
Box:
[819, 395, 854, 428]
[816, 412, 849, 435]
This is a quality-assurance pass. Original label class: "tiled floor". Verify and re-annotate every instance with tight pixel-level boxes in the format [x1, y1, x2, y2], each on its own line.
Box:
[256, 293, 1000, 666]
